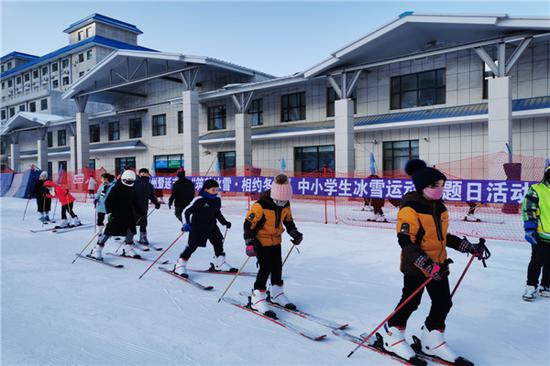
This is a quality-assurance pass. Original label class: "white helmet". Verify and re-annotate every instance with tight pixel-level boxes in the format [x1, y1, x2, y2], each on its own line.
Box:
[39, 171, 48, 180]
[121, 170, 136, 187]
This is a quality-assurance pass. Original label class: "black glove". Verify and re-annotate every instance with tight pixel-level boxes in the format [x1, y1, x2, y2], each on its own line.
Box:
[168, 204, 172, 210]
[225, 221, 232, 229]
[155, 202, 161, 210]
[288, 230, 303, 245]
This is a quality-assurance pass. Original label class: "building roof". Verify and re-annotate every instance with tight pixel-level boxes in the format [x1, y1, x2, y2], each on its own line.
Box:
[63, 13, 143, 35]
[304, 12, 550, 77]
[1, 52, 39, 63]
[0, 35, 156, 79]
[1, 112, 68, 135]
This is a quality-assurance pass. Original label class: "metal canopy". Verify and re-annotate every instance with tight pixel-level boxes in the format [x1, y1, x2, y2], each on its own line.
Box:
[62, 50, 274, 104]
[1, 112, 68, 135]
[304, 13, 550, 77]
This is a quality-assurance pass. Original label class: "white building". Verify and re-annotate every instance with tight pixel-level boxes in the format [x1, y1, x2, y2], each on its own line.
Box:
[2, 12, 549, 180]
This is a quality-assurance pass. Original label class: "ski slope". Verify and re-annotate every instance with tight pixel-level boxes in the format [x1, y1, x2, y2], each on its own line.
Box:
[1, 197, 548, 366]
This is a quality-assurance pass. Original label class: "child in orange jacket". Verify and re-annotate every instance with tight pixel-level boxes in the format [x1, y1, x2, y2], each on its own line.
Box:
[44, 180, 80, 228]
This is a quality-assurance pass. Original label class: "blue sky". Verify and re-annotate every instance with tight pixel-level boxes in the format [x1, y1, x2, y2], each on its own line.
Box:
[1, 1, 549, 76]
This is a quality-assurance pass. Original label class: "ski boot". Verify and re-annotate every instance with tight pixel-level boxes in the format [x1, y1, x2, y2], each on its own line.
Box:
[122, 243, 141, 259]
[56, 219, 70, 228]
[138, 231, 149, 245]
[523, 285, 537, 301]
[464, 213, 481, 222]
[538, 286, 550, 298]
[375, 324, 426, 365]
[89, 244, 104, 260]
[268, 283, 296, 310]
[418, 325, 473, 366]
[70, 217, 81, 227]
[250, 289, 277, 318]
[174, 258, 188, 277]
[212, 255, 237, 272]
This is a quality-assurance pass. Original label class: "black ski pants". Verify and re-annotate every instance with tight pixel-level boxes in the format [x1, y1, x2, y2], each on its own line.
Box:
[254, 244, 283, 291]
[180, 229, 224, 260]
[388, 275, 453, 331]
[174, 206, 184, 222]
[527, 243, 550, 287]
[61, 202, 77, 220]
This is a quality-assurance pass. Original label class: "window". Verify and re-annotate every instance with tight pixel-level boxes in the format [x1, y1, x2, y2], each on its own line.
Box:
[0, 65, 3, 72]
[9, 107, 15, 117]
[51, 63, 58, 72]
[154, 154, 184, 173]
[62, 59, 69, 69]
[19, 105, 25, 111]
[1, 110, 5, 120]
[29, 102, 36, 112]
[62, 76, 70, 86]
[40, 98, 48, 110]
[391, 69, 446, 109]
[8, 80, 12, 87]
[218, 151, 236, 175]
[108, 121, 120, 141]
[86, 27, 91, 38]
[78, 53, 84, 63]
[42, 66, 48, 75]
[7, 61, 11, 69]
[89, 124, 100, 143]
[152, 114, 167, 136]
[207, 105, 226, 130]
[89, 159, 96, 170]
[86, 50, 93, 60]
[177, 111, 183, 134]
[47, 131, 53, 147]
[115, 157, 136, 176]
[129, 118, 142, 138]
[294, 145, 335, 174]
[58, 161, 67, 173]
[248, 99, 263, 126]
[16, 76, 21, 84]
[24, 73, 30, 82]
[78, 31, 83, 41]
[383, 140, 419, 174]
[47, 162, 52, 178]
[326, 88, 357, 117]
[32, 70, 38, 78]
[57, 130, 67, 146]
[52, 79, 59, 89]
[79, 71, 84, 77]
[281, 92, 306, 122]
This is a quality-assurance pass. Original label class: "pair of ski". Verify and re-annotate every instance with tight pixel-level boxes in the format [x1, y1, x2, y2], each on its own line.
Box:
[74, 252, 170, 269]
[134, 242, 163, 252]
[333, 329, 470, 366]
[31, 223, 93, 233]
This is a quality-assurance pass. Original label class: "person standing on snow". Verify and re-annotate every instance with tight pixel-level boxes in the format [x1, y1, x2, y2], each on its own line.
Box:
[134, 168, 161, 246]
[44, 180, 81, 228]
[168, 168, 196, 222]
[243, 174, 303, 318]
[522, 165, 550, 301]
[34, 171, 52, 223]
[89, 170, 144, 260]
[94, 173, 115, 240]
[86, 175, 97, 199]
[174, 179, 234, 276]
[380, 159, 488, 365]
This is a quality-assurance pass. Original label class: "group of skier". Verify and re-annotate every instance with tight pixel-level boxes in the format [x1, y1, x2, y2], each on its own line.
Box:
[28, 157, 550, 365]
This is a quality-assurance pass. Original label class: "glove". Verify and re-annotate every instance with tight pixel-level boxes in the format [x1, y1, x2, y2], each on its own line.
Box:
[225, 221, 232, 229]
[414, 254, 446, 280]
[524, 221, 538, 245]
[288, 230, 303, 245]
[168, 204, 172, 210]
[107, 214, 114, 223]
[245, 238, 260, 257]
[155, 202, 161, 210]
[93, 199, 98, 208]
[181, 223, 191, 232]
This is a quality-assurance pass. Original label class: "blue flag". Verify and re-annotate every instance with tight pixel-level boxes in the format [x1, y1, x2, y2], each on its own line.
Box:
[281, 158, 287, 172]
[369, 152, 376, 176]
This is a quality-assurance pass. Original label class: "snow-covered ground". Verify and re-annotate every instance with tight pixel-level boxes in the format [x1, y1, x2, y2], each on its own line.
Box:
[1, 197, 548, 366]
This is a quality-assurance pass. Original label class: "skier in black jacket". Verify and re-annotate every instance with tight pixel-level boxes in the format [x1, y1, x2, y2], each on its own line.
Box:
[168, 168, 196, 222]
[173, 179, 235, 276]
[89, 170, 144, 260]
[134, 168, 161, 245]
[34, 171, 52, 223]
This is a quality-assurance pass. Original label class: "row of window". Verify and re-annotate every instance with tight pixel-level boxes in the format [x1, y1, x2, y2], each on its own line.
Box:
[0, 99, 48, 120]
[46, 130, 66, 147]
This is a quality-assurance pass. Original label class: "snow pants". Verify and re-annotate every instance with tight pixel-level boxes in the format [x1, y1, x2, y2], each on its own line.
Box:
[174, 206, 184, 222]
[388, 275, 452, 331]
[527, 243, 550, 287]
[97, 228, 134, 246]
[254, 244, 283, 291]
[61, 202, 77, 220]
[179, 228, 224, 260]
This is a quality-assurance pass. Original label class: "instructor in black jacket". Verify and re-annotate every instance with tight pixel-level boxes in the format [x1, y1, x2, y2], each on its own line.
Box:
[134, 168, 161, 245]
[169, 168, 196, 222]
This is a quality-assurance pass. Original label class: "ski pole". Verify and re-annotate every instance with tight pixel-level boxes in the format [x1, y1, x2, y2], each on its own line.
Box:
[347, 275, 434, 358]
[217, 256, 251, 303]
[136, 208, 156, 226]
[451, 238, 487, 297]
[138, 231, 185, 279]
[72, 231, 101, 264]
[282, 244, 297, 267]
[52, 199, 58, 221]
[22, 197, 31, 220]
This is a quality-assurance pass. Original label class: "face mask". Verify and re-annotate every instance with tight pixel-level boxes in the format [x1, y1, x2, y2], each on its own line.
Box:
[423, 186, 444, 200]
[273, 199, 288, 207]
